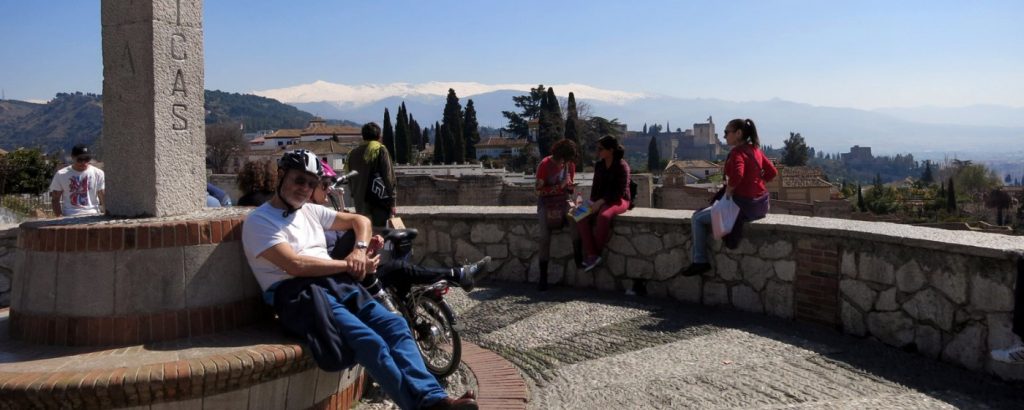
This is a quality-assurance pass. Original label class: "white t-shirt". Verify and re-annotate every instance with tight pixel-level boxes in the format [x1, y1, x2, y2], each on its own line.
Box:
[242, 202, 338, 291]
[48, 165, 105, 216]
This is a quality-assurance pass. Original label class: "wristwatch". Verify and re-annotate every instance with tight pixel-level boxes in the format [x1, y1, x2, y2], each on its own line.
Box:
[355, 240, 369, 250]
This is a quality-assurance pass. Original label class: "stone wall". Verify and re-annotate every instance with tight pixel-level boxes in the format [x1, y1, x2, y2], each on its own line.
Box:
[0, 227, 17, 307]
[398, 206, 1024, 380]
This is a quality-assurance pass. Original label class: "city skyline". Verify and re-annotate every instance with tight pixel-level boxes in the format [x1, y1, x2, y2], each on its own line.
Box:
[1, 1, 1022, 110]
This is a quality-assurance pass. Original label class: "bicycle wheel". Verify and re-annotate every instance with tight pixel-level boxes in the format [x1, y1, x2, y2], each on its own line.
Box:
[411, 297, 462, 378]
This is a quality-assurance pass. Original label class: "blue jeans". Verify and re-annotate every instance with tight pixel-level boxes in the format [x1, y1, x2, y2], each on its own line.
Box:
[691, 207, 713, 264]
[326, 295, 447, 410]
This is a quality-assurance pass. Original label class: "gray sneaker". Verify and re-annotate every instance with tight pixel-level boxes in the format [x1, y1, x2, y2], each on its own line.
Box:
[457, 256, 490, 292]
[991, 342, 1024, 364]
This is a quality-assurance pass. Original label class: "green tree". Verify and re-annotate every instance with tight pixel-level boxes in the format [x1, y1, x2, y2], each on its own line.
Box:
[856, 184, 866, 212]
[642, 123, 648, 134]
[419, 126, 429, 152]
[0, 148, 56, 195]
[382, 108, 395, 161]
[537, 87, 563, 157]
[395, 103, 409, 164]
[946, 177, 957, 212]
[920, 160, 934, 185]
[432, 121, 444, 164]
[442, 88, 464, 163]
[647, 136, 661, 173]
[463, 99, 481, 161]
[782, 132, 809, 166]
[564, 92, 580, 146]
[501, 84, 546, 139]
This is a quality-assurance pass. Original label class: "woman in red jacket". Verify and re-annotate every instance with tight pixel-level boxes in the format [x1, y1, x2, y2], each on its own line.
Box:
[682, 118, 778, 276]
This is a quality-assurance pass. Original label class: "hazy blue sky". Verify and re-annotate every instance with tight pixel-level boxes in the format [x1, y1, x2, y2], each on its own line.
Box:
[1, 0, 1022, 109]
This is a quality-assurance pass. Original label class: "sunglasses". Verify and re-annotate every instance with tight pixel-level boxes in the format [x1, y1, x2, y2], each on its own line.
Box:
[75, 156, 92, 163]
[724, 129, 736, 135]
[289, 175, 319, 189]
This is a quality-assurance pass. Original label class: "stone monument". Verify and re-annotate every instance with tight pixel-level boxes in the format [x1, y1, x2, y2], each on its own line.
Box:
[102, 0, 205, 217]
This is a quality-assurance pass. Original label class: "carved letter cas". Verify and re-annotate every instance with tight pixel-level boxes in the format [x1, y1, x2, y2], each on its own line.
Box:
[172, 69, 187, 96]
[171, 34, 187, 61]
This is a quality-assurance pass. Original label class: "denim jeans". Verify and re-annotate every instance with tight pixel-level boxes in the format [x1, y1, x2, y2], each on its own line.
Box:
[691, 207, 713, 264]
[327, 294, 447, 410]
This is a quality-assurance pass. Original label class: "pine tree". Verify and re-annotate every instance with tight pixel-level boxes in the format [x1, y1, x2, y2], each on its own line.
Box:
[432, 121, 444, 164]
[382, 108, 395, 161]
[442, 89, 464, 163]
[782, 132, 809, 166]
[463, 99, 481, 161]
[647, 136, 661, 173]
[395, 103, 408, 164]
[643, 123, 648, 134]
[946, 177, 956, 212]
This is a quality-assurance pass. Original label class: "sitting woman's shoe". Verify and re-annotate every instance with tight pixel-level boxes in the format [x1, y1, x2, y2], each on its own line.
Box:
[681, 263, 711, 277]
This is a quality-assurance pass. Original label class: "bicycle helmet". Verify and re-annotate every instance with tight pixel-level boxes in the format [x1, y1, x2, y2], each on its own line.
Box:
[276, 149, 323, 216]
[278, 149, 323, 177]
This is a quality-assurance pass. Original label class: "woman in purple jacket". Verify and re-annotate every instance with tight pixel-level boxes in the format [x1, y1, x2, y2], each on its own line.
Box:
[578, 135, 631, 271]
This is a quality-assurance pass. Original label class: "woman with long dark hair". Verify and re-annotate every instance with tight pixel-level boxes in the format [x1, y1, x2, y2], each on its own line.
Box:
[578, 135, 631, 272]
[682, 118, 778, 276]
[535, 139, 579, 290]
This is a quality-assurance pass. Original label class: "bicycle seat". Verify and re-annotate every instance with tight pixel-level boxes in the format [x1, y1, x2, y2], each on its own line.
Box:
[381, 228, 419, 242]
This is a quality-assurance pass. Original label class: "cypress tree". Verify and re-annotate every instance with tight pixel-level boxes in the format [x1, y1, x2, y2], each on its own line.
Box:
[537, 87, 563, 157]
[857, 184, 866, 212]
[432, 121, 444, 164]
[463, 99, 481, 161]
[643, 123, 648, 134]
[946, 177, 956, 212]
[442, 89, 464, 163]
[395, 103, 408, 164]
[442, 124, 456, 164]
[382, 108, 395, 161]
[420, 126, 429, 151]
[647, 136, 661, 173]
[920, 160, 934, 185]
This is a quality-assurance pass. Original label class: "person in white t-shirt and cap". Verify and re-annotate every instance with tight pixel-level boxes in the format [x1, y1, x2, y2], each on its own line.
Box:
[49, 144, 105, 217]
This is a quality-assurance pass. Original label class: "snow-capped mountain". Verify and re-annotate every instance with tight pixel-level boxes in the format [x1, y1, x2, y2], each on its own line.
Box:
[251, 80, 1024, 154]
[253, 80, 648, 106]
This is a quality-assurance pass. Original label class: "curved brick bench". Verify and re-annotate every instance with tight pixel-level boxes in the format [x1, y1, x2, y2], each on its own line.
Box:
[0, 316, 366, 410]
[12, 209, 268, 346]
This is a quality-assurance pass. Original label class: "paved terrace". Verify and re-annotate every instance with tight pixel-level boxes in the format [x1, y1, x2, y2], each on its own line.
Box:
[373, 283, 1024, 409]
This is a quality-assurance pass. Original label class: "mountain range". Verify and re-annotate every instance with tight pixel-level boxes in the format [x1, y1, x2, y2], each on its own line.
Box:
[255, 81, 1024, 155]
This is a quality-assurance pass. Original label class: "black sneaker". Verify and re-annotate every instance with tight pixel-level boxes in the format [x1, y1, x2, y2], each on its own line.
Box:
[457, 256, 490, 292]
[681, 263, 711, 277]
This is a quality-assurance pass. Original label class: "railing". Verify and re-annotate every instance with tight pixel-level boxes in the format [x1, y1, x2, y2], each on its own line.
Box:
[0, 193, 54, 219]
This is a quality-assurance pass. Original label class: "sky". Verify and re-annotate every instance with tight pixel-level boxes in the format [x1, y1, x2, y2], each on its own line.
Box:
[1, 0, 1022, 109]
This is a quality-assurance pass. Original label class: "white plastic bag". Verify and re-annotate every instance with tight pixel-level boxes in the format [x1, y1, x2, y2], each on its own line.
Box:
[711, 195, 741, 239]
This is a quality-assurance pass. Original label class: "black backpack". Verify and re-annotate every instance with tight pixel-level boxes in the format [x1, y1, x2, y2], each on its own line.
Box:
[628, 179, 638, 210]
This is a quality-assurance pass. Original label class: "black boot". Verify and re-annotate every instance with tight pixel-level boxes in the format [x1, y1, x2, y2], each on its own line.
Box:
[538, 260, 549, 291]
[573, 238, 584, 268]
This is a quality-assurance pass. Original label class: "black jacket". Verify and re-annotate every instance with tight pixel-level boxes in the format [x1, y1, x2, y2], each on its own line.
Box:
[272, 275, 372, 371]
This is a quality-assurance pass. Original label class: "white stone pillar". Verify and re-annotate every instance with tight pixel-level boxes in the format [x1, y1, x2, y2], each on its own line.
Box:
[101, 0, 205, 217]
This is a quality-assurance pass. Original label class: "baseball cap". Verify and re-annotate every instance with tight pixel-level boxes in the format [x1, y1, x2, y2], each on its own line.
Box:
[71, 145, 91, 158]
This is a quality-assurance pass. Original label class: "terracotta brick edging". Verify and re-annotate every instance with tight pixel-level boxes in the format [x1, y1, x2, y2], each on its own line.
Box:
[9, 299, 272, 347]
[461, 342, 529, 409]
[0, 342, 368, 409]
[17, 216, 246, 252]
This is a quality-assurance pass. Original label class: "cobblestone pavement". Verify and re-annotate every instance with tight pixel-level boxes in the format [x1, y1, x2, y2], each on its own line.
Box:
[359, 283, 1024, 409]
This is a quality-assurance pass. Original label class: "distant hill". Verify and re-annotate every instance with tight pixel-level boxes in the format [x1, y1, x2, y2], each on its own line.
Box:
[0, 91, 322, 155]
[0, 92, 102, 155]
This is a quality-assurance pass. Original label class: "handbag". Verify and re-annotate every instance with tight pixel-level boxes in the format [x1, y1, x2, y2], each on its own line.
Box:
[542, 195, 570, 229]
[711, 195, 741, 239]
